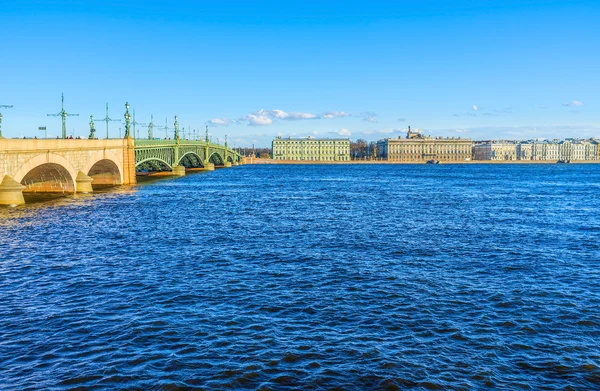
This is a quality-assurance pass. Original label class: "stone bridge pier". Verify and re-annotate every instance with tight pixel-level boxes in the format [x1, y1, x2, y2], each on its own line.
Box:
[1, 138, 135, 205]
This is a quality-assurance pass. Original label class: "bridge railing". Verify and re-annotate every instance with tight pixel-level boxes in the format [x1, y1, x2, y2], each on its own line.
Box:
[134, 140, 224, 147]
[134, 139, 179, 147]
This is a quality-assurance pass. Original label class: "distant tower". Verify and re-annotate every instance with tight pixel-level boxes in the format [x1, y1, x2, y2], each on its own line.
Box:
[407, 124, 422, 139]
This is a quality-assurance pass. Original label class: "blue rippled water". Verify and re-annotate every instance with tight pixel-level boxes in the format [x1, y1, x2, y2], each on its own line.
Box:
[1, 164, 600, 390]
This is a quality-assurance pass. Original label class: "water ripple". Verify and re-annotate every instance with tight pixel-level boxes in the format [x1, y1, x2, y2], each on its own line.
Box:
[1, 165, 599, 389]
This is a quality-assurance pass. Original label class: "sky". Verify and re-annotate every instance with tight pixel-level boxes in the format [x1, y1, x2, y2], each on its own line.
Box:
[1, 0, 598, 146]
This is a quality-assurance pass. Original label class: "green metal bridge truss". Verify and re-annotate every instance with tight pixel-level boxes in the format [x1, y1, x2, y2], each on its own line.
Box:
[134, 140, 241, 170]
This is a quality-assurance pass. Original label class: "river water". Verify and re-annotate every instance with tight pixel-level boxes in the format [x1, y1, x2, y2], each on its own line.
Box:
[1, 164, 599, 390]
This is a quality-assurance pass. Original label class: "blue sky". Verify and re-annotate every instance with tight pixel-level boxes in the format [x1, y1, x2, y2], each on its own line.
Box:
[1, 0, 598, 146]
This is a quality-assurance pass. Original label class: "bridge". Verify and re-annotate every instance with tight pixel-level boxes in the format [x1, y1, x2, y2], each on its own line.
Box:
[135, 139, 242, 176]
[0, 138, 242, 205]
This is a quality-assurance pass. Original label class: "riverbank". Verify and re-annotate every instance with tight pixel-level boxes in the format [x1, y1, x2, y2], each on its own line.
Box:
[245, 158, 600, 165]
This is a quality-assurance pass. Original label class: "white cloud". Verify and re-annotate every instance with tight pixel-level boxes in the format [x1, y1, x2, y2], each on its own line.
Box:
[268, 109, 288, 119]
[454, 112, 477, 117]
[322, 111, 351, 119]
[362, 112, 378, 123]
[337, 128, 351, 137]
[563, 100, 584, 107]
[269, 109, 318, 120]
[206, 118, 238, 127]
[242, 110, 273, 126]
[456, 106, 516, 117]
[241, 109, 318, 125]
[239, 108, 377, 126]
[363, 128, 401, 135]
[288, 111, 319, 120]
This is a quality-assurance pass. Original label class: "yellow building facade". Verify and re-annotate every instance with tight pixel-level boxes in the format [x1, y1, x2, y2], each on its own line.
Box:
[472, 142, 518, 160]
[377, 129, 472, 162]
[272, 137, 350, 161]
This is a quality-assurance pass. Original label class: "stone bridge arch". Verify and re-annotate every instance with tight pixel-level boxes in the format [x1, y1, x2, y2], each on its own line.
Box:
[13, 153, 78, 194]
[82, 149, 124, 188]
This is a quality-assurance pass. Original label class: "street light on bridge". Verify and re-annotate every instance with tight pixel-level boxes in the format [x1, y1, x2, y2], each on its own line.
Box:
[124, 102, 131, 138]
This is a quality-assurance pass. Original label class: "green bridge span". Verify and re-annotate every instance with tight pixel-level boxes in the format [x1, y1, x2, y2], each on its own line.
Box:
[135, 139, 242, 174]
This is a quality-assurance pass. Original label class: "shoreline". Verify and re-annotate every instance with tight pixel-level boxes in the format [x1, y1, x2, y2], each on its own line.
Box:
[245, 158, 600, 165]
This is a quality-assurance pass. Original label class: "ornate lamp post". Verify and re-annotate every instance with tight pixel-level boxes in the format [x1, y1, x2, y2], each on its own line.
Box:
[89, 115, 96, 139]
[174, 116, 179, 141]
[124, 102, 131, 138]
[147, 114, 154, 139]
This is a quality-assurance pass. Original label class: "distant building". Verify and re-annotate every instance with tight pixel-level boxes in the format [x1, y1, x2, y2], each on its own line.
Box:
[532, 140, 560, 161]
[589, 140, 600, 160]
[474, 139, 599, 161]
[558, 139, 599, 161]
[377, 127, 472, 162]
[271, 136, 350, 161]
[516, 142, 533, 160]
[472, 141, 518, 161]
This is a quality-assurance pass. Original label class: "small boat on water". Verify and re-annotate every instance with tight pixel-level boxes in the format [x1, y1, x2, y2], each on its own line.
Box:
[426, 159, 440, 164]
[557, 159, 571, 164]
